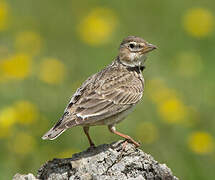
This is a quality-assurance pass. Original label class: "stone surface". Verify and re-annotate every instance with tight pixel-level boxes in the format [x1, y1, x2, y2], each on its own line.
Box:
[13, 173, 37, 180]
[13, 141, 179, 180]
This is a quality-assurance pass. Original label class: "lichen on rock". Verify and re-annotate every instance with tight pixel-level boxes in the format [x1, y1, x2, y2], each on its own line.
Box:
[13, 141, 179, 180]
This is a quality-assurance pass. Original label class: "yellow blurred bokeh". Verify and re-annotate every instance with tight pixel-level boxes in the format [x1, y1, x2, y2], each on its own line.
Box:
[38, 58, 66, 84]
[0, 1, 9, 31]
[188, 131, 214, 154]
[183, 8, 214, 38]
[147, 79, 190, 124]
[15, 31, 42, 56]
[78, 7, 117, 46]
[0, 53, 32, 81]
[0, 101, 39, 138]
[0, 106, 17, 138]
[158, 97, 188, 124]
[15, 101, 39, 125]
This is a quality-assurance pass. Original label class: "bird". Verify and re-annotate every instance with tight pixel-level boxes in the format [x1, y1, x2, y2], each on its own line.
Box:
[42, 36, 157, 148]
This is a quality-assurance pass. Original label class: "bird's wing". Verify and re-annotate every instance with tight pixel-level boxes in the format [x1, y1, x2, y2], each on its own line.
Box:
[57, 66, 144, 129]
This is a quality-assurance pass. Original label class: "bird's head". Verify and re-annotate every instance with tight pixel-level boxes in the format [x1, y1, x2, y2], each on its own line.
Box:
[118, 36, 157, 67]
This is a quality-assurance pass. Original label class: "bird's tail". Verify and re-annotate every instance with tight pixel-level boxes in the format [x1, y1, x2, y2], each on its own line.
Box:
[42, 127, 66, 140]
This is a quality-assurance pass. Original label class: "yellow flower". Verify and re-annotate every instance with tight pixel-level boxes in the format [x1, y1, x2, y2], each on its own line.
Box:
[183, 8, 214, 38]
[188, 131, 214, 154]
[15, 31, 42, 56]
[78, 7, 117, 45]
[158, 97, 188, 124]
[0, 106, 16, 127]
[0, 1, 9, 31]
[136, 122, 158, 144]
[0, 53, 32, 80]
[176, 52, 203, 77]
[147, 79, 190, 124]
[38, 57, 66, 84]
[12, 132, 36, 155]
[15, 101, 39, 125]
[0, 106, 17, 138]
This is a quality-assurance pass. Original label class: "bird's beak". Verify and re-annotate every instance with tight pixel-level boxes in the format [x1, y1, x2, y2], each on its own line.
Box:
[141, 43, 157, 54]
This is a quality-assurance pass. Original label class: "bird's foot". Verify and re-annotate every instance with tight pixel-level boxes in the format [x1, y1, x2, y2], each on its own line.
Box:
[87, 143, 96, 151]
[126, 139, 141, 148]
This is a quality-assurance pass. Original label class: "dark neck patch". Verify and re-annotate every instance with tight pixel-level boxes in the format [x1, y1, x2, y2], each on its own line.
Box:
[140, 65, 145, 71]
[116, 56, 145, 73]
[126, 65, 145, 73]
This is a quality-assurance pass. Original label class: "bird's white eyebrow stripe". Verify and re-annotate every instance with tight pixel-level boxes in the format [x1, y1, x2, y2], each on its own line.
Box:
[128, 42, 145, 47]
[129, 41, 137, 45]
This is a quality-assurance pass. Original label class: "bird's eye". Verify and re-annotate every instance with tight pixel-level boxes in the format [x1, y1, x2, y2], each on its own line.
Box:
[129, 43, 135, 49]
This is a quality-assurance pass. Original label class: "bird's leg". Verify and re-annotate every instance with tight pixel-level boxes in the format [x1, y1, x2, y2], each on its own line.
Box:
[108, 125, 140, 147]
[83, 126, 95, 148]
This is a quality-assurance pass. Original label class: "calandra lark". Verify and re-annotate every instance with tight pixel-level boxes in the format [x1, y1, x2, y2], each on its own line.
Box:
[42, 36, 157, 147]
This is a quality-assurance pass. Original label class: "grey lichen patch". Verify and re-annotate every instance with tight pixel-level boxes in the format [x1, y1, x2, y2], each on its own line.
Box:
[13, 141, 179, 180]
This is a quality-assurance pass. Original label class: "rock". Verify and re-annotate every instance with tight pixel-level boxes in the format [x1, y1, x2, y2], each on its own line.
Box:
[13, 141, 179, 180]
[13, 173, 38, 180]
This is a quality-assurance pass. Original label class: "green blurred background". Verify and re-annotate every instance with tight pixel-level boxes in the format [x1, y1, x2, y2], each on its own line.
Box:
[0, 0, 215, 179]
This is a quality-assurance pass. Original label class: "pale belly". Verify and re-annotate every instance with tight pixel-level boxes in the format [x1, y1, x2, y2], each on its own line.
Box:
[82, 105, 135, 126]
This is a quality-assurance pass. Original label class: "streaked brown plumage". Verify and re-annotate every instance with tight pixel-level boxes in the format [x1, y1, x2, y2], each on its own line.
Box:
[42, 36, 157, 147]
